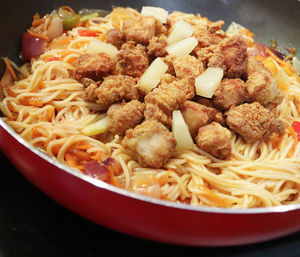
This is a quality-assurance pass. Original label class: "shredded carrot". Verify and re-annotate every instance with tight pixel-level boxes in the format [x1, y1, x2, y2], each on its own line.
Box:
[51, 144, 62, 155]
[78, 29, 99, 37]
[65, 56, 77, 64]
[65, 153, 84, 170]
[49, 37, 72, 49]
[31, 13, 48, 27]
[262, 58, 278, 75]
[287, 126, 298, 142]
[107, 166, 120, 187]
[27, 29, 49, 41]
[68, 147, 91, 161]
[73, 143, 93, 150]
[91, 151, 102, 161]
[19, 96, 43, 107]
[59, 6, 75, 15]
[3, 58, 17, 81]
[45, 57, 61, 62]
[7, 102, 16, 112]
[32, 126, 43, 138]
[39, 108, 54, 122]
[271, 135, 283, 149]
[199, 185, 234, 207]
[287, 143, 296, 158]
[7, 88, 17, 97]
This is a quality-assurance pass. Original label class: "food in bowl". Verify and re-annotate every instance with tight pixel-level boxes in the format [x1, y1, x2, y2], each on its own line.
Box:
[1, 6, 300, 208]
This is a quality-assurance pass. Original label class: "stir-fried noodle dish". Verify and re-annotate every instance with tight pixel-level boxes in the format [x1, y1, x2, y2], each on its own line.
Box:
[1, 6, 300, 208]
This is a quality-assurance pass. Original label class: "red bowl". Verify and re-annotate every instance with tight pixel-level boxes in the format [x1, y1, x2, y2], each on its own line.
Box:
[1, 0, 300, 247]
[1, 119, 300, 246]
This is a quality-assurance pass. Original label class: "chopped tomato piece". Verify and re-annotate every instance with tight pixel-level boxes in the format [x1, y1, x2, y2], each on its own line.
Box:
[291, 121, 300, 141]
[78, 29, 98, 37]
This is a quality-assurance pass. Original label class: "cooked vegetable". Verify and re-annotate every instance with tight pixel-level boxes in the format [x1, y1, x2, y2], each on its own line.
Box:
[86, 39, 118, 58]
[167, 20, 194, 45]
[22, 32, 47, 61]
[276, 68, 289, 92]
[139, 57, 168, 93]
[47, 15, 64, 40]
[195, 67, 224, 98]
[141, 6, 168, 24]
[62, 14, 81, 30]
[83, 160, 110, 181]
[172, 110, 194, 150]
[225, 22, 245, 36]
[82, 115, 108, 136]
[293, 57, 300, 74]
[80, 12, 99, 22]
[166, 37, 198, 57]
[292, 121, 300, 141]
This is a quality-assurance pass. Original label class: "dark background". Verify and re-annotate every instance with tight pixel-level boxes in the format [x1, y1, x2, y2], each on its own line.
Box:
[1, 0, 300, 256]
[1, 151, 300, 257]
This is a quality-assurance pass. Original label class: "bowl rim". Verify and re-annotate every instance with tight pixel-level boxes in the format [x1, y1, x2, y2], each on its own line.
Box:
[1, 118, 300, 215]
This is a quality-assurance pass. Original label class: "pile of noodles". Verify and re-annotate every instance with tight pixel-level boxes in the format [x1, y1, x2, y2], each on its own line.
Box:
[1, 8, 300, 208]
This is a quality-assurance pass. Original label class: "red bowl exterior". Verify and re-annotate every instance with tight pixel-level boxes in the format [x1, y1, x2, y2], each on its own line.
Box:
[1, 124, 300, 246]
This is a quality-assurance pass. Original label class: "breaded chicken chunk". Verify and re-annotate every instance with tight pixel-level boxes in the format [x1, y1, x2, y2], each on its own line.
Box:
[107, 100, 145, 136]
[122, 120, 176, 168]
[147, 35, 168, 57]
[94, 75, 140, 109]
[106, 28, 126, 49]
[226, 102, 285, 143]
[246, 56, 284, 106]
[121, 16, 156, 44]
[196, 122, 232, 159]
[214, 78, 247, 110]
[117, 41, 149, 78]
[144, 83, 186, 128]
[181, 100, 223, 138]
[220, 35, 248, 78]
[75, 53, 116, 83]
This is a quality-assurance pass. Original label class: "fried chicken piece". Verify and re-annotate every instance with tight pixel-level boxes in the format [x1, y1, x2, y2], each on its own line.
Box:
[213, 78, 247, 110]
[117, 41, 149, 78]
[246, 56, 284, 106]
[75, 53, 116, 83]
[147, 35, 168, 57]
[84, 83, 98, 103]
[173, 55, 204, 86]
[207, 20, 225, 33]
[181, 100, 223, 138]
[196, 122, 232, 159]
[121, 16, 156, 44]
[162, 55, 176, 76]
[226, 102, 285, 143]
[122, 120, 176, 168]
[94, 75, 140, 109]
[106, 28, 126, 49]
[144, 83, 186, 128]
[107, 100, 145, 136]
[220, 35, 248, 78]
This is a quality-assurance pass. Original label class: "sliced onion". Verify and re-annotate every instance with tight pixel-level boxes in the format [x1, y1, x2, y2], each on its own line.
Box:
[47, 15, 63, 41]
[22, 32, 47, 61]
[83, 161, 110, 181]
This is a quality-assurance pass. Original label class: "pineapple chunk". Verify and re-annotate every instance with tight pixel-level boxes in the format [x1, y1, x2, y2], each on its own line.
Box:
[87, 39, 118, 59]
[225, 21, 245, 36]
[172, 110, 194, 150]
[139, 57, 168, 93]
[195, 67, 223, 98]
[293, 57, 300, 74]
[141, 6, 168, 24]
[275, 68, 289, 92]
[166, 37, 198, 57]
[82, 115, 108, 136]
[167, 20, 194, 45]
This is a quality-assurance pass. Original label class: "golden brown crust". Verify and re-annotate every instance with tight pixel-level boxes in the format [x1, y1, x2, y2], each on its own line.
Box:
[226, 102, 284, 143]
[196, 122, 232, 159]
[107, 100, 145, 136]
[213, 78, 247, 110]
[122, 120, 176, 168]
[106, 28, 126, 49]
[147, 35, 168, 57]
[94, 75, 140, 109]
[144, 83, 186, 128]
[117, 41, 149, 78]
[75, 53, 116, 83]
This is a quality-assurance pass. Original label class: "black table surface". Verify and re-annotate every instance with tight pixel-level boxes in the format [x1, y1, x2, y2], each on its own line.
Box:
[1, 151, 300, 257]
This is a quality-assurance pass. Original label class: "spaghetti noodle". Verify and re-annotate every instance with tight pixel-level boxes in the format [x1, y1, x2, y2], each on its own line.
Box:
[1, 7, 300, 208]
